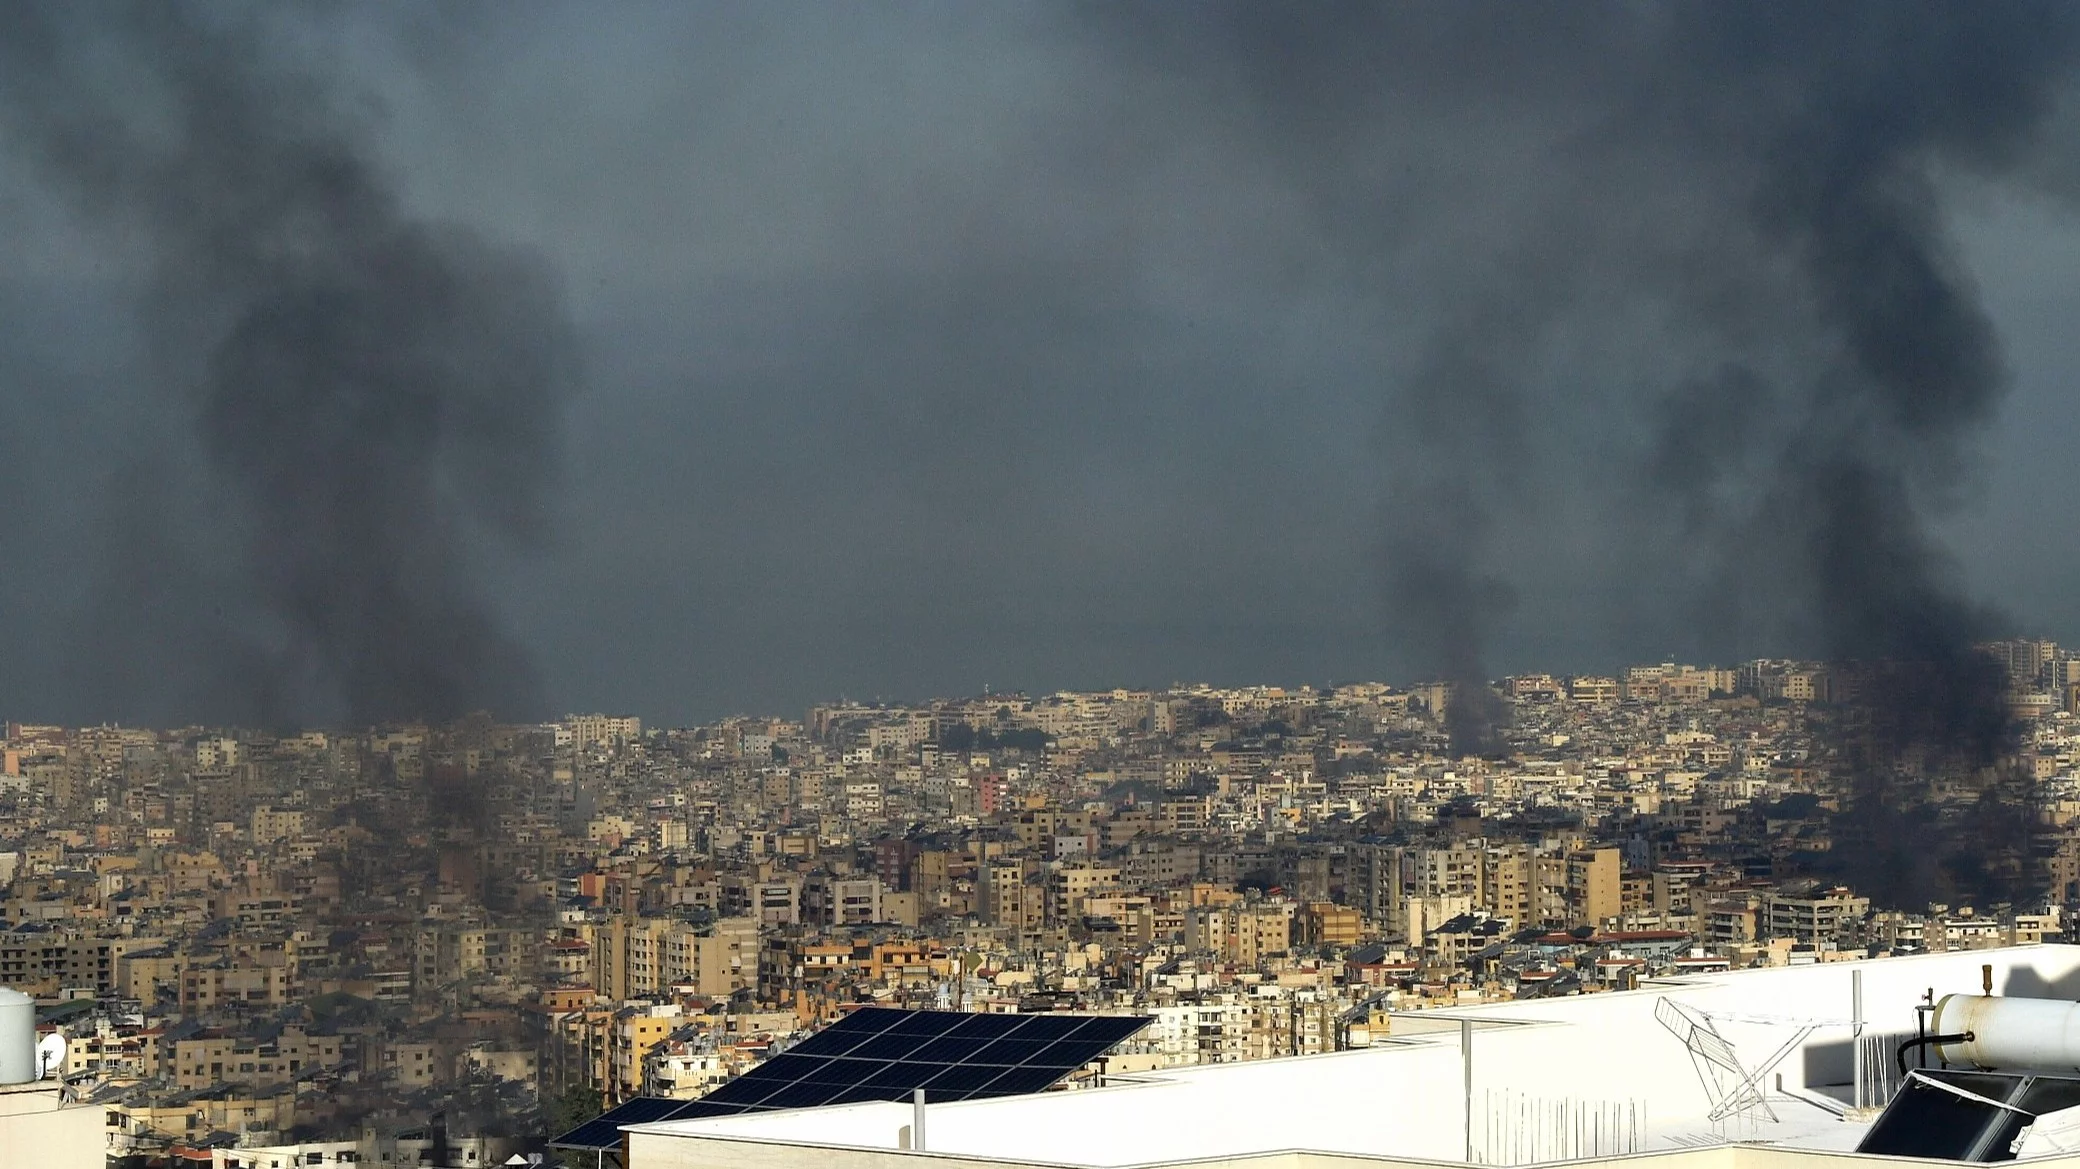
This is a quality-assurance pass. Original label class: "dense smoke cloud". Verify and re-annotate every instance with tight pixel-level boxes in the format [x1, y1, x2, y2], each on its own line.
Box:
[1094, 3, 2080, 899]
[0, 4, 577, 726]
[1107, 3, 2078, 758]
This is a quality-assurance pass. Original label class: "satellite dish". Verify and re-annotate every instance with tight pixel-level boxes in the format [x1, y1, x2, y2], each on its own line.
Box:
[36, 1033, 65, 1080]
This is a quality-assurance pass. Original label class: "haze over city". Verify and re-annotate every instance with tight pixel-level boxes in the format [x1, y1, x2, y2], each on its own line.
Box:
[2, 3, 2080, 728]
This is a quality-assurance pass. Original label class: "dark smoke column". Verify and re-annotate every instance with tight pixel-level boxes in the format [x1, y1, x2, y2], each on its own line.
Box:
[0, 5, 576, 725]
[1384, 327, 1527, 759]
[1091, 3, 2080, 903]
[1668, 4, 2071, 908]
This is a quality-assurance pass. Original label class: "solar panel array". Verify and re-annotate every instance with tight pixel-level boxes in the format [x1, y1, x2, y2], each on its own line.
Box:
[553, 1008, 1151, 1151]
[1858, 1069, 2080, 1162]
[552, 1096, 688, 1150]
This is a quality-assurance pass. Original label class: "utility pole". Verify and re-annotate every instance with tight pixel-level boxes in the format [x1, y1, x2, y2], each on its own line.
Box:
[1851, 969, 1865, 1109]
[1462, 1018, 1475, 1164]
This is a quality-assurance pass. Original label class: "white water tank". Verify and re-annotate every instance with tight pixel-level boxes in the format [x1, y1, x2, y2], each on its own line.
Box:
[1931, 994, 2080, 1073]
[0, 987, 34, 1084]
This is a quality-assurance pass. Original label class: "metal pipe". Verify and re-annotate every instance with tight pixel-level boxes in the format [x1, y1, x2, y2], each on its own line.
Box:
[1915, 992, 1932, 1070]
[1852, 970, 1865, 1109]
[1462, 1019, 1474, 1164]
[1898, 1033, 1974, 1077]
[914, 1087, 927, 1152]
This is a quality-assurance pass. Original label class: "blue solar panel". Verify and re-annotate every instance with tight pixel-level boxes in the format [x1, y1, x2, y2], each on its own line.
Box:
[552, 1008, 1150, 1150]
[906, 1034, 995, 1062]
[773, 1005, 908, 1056]
[972, 1038, 1057, 1065]
[551, 1095, 691, 1150]
[920, 1063, 1010, 1094]
[755, 1082, 836, 1110]
[843, 1032, 936, 1061]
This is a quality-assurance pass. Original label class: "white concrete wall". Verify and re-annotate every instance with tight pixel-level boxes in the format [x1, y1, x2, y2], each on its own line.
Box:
[630, 1133, 2080, 1169]
[0, 1085, 103, 1169]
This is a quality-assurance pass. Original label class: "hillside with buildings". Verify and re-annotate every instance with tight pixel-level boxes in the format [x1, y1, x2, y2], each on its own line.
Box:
[4, 642, 2079, 1164]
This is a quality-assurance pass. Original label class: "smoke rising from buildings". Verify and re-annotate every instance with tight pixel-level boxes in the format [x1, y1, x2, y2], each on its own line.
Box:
[1, 5, 2078, 902]
[1099, 3, 2080, 899]
[0, 4, 578, 727]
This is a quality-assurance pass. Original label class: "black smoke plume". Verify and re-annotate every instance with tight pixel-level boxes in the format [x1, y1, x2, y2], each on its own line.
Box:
[0, 4, 575, 726]
[1644, 5, 2070, 907]
[1100, 3, 2080, 900]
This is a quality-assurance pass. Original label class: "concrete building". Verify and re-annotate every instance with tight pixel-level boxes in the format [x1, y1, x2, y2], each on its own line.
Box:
[1766, 887, 1870, 945]
[567, 713, 644, 750]
[1566, 847, 1622, 927]
[1183, 902, 1294, 965]
[594, 915, 759, 1000]
[804, 876, 884, 926]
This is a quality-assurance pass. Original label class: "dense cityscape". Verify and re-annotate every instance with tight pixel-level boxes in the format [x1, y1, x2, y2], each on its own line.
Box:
[7, 8, 2080, 1167]
[6, 639, 2080, 1164]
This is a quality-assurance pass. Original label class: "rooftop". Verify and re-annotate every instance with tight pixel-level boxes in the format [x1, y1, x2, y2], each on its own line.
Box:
[628, 947, 2080, 1169]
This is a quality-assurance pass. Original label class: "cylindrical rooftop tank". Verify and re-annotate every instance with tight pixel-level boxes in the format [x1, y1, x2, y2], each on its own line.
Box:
[0, 987, 34, 1084]
[1931, 994, 2080, 1073]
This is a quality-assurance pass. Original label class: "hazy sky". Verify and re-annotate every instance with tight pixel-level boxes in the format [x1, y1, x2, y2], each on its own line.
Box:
[2, 3, 2078, 728]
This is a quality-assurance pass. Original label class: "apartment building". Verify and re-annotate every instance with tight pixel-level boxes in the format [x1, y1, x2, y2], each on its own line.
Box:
[1184, 901, 1295, 965]
[610, 1004, 685, 1102]
[168, 1027, 342, 1089]
[721, 874, 802, 925]
[178, 960, 291, 1012]
[567, 714, 644, 750]
[1564, 847, 1622, 927]
[592, 914, 759, 1000]
[0, 928, 113, 995]
[803, 875, 884, 926]
[413, 923, 533, 990]
[1765, 886, 1870, 944]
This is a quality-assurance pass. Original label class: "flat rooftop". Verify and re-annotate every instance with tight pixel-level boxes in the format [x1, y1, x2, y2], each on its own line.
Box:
[629, 946, 2080, 1169]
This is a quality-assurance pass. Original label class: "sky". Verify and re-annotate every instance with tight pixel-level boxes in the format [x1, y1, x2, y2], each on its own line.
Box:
[1, 2, 2078, 729]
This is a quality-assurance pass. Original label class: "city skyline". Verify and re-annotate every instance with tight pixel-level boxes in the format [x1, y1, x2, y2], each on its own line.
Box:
[3, 6, 2080, 728]
[8, 638, 2073, 734]
[0, 619, 2074, 1164]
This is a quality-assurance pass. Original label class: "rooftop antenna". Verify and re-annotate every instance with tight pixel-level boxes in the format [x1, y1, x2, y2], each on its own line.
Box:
[36, 1032, 66, 1080]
